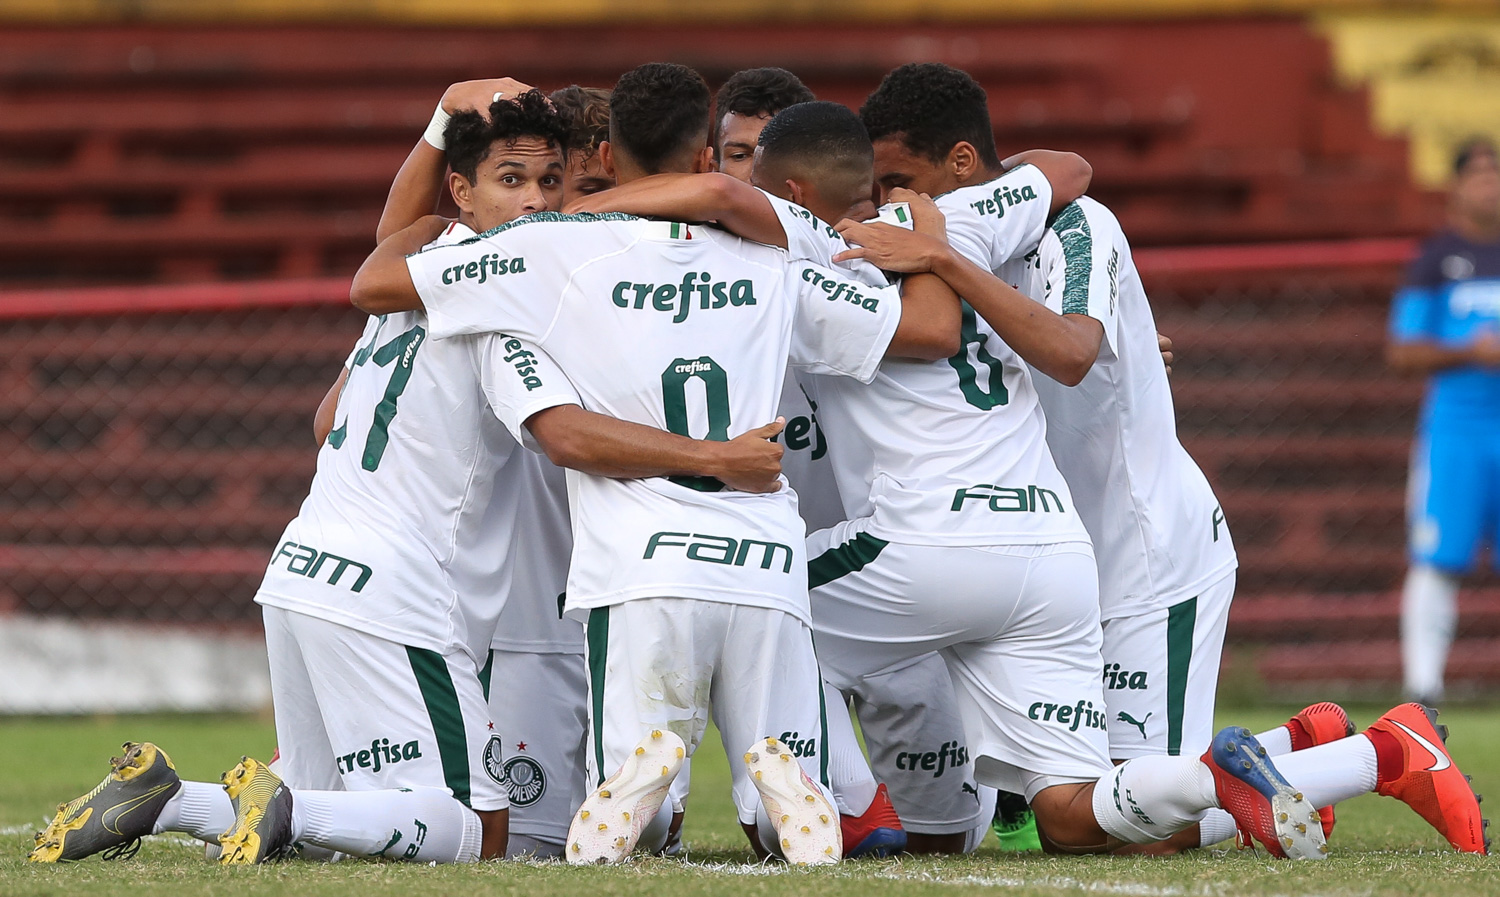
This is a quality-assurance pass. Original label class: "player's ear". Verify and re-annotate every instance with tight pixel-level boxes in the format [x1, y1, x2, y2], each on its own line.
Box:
[449, 170, 475, 214]
[692, 144, 715, 174]
[948, 141, 980, 183]
[599, 141, 617, 180]
[786, 179, 806, 209]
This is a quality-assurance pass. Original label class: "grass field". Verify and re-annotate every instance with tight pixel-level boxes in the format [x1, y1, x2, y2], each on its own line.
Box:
[1, 703, 1494, 896]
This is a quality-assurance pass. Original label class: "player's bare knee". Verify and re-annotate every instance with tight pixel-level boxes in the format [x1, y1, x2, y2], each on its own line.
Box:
[1031, 783, 1115, 854]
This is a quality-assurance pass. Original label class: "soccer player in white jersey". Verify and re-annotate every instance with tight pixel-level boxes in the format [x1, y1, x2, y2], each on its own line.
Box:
[348, 62, 965, 865]
[366, 81, 797, 860]
[836, 61, 1488, 858]
[373, 81, 600, 860]
[28, 86, 784, 868]
[567, 99, 1089, 855]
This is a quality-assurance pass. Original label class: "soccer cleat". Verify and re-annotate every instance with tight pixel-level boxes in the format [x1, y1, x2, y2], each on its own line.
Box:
[1203, 726, 1326, 860]
[566, 729, 685, 864]
[28, 742, 183, 863]
[839, 782, 906, 858]
[1365, 703, 1489, 854]
[1288, 702, 1355, 840]
[745, 737, 841, 865]
[992, 788, 1043, 852]
[218, 756, 295, 864]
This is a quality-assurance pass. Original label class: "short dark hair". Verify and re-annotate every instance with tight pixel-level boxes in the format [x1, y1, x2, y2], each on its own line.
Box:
[714, 67, 815, 137]
[1454, 136, 1498, 176]
[859, 63, 1001, 167]
[758, 101, 872, 169]
[609, 63, 712, 174]
[551, 85, 611, 161]
[444, 89, 567, 182]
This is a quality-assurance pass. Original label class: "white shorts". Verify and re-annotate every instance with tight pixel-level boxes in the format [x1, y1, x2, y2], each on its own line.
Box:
[847, 653, 985, 835]
[808, 520, 1109, 801]
[1100, 571, 1236, 760]
[483, 649, 589, 851]
[583, 597, 830, 825]
[262, 605, 508, 811]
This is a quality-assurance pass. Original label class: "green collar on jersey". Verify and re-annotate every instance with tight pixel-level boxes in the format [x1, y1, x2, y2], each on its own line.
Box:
[460, 211, 640, 246]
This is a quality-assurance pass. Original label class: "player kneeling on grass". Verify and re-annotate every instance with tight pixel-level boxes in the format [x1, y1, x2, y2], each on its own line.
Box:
[830, 206, 1491, 859]
[28, 85, 782, 869]
[348, 62, 970, 866]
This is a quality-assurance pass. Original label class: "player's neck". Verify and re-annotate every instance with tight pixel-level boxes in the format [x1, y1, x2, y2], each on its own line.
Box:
[457, 211, 480, 233]
[962, 165, 1007, 189]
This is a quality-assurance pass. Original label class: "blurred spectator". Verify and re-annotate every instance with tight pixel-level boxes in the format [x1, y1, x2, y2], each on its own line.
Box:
[1387, 137, 1500, 705]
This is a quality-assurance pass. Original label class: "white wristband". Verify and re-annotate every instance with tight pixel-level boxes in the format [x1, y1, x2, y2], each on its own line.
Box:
[422, 102, 452, 151]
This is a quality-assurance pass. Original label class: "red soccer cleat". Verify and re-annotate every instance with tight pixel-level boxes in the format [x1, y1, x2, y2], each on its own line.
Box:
[1204, 726, 1326, 860]
[1365, 703, 1490, 855]
[840, 783, 906, 858]
[1288, 702, 1355, 839]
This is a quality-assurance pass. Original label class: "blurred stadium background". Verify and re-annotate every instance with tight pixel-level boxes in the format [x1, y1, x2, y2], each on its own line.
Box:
[3, 0, 1500, 712]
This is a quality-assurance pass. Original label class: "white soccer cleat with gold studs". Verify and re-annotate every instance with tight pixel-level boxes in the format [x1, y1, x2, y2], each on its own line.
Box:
[566, 729, 686, 864]
[744, 736, 841, 865]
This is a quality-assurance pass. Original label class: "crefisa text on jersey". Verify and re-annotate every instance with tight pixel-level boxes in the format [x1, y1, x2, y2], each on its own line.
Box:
[612, 273, 757, 323]
[438, 253, 527, 285]
[968, 182, 1040, 220]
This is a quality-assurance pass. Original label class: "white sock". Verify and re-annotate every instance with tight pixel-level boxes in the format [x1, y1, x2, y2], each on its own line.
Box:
[290, 787, 483, 863]
[966, 785, 999, 853]
[1254, 725, 1293, 757]
[1197, 808, 1238, 847]
[152, 780, 236, 842]
[1402, 564, 1458, 702]
[822, 681, 877, 817]
[1264, 734, 1379, 810]
[637, 803, 673, 855]
[1092, 755, 1217, 843]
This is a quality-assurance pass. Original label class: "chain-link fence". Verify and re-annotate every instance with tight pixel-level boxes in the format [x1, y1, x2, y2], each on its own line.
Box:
[1, 288, 364, 712]
[3, 254, 1492, 711]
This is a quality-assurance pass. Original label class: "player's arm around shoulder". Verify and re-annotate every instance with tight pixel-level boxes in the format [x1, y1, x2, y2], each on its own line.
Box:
[565, 172, 789, 248]
[1002, 149, 1092, 214]
[351, 215, 449, 316]
[839, 191, 1101, 385]
[831, 190, 960, 361]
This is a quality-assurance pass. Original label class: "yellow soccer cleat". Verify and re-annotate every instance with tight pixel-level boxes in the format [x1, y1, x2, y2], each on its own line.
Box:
[29, 742, 181, 863]
[218, 756, 295, 865]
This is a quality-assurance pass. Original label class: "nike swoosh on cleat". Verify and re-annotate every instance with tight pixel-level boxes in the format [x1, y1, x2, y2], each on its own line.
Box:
[101, 784, 175, 836]
[1391, 721, 1452, 772]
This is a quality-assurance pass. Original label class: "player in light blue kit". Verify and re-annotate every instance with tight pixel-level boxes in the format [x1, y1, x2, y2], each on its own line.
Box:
[1388, 137, 1500, 706]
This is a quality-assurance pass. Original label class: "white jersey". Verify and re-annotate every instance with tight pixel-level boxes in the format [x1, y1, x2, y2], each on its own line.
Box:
[406, 212, 901, 624]
[256, 222, 579, 659]
[1010, 198, 1237, 617]
[760, 188, 894, 533]
[494, 449, 582, 653]
[803, 165, 1089, 546]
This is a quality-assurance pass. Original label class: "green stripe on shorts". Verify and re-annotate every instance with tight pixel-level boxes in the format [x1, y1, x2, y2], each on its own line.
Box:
[1165, 597, 1198, 756]
[586, 607, 610, 786]
[478, 650, 494, 703]
[808, 532, 889, 590]
[405, 646, 472, 806]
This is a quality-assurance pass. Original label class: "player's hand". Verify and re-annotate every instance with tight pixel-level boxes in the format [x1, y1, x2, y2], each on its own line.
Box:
[832, 220, 949, 274]
[711, 418, 786, 494]
[1158, 332, 1175, 377]
[888, 188, 947, 241]
[440, 78, 537, 116]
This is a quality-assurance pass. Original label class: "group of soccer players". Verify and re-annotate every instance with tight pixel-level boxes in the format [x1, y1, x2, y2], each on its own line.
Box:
[30, 59, 1489, 869]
